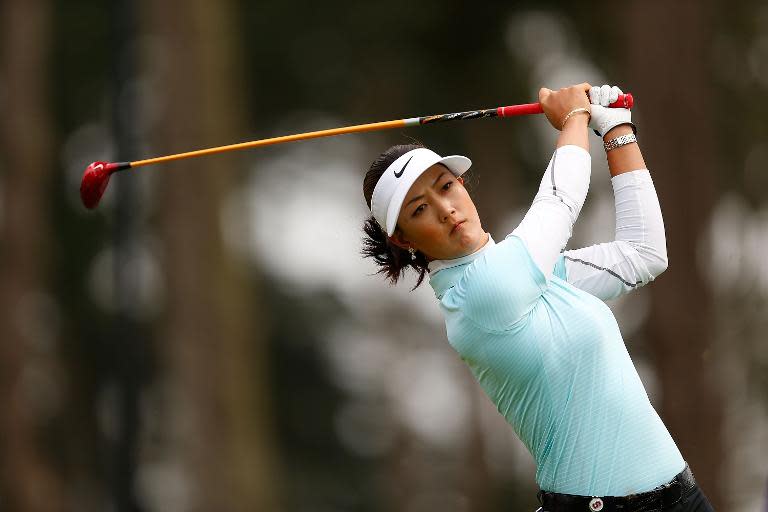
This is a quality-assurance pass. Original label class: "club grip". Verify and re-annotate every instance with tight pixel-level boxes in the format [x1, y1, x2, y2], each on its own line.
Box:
[611, 93, 633, 109]
[497, 93, 634, 118]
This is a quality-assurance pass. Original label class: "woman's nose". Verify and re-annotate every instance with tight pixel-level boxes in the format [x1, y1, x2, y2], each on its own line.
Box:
[436, 199, 456, 220]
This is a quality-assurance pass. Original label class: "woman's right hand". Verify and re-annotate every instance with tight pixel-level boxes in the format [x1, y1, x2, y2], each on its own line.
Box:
[539, 83, 592, 130]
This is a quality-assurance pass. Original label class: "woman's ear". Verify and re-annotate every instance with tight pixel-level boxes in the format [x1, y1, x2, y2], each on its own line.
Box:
[388, 230, 411, 251]
[457, 176, 465, 185]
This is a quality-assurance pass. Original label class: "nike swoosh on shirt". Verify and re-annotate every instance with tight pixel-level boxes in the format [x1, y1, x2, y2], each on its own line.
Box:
[394, 156, 414, 178]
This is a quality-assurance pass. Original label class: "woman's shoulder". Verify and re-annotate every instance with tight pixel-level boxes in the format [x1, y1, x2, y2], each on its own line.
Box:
[441, 236, 548, 331]
[473, 235, 547, 285]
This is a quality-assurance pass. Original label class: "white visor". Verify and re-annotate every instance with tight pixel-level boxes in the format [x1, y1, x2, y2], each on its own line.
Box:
[370, 147, 472, 236]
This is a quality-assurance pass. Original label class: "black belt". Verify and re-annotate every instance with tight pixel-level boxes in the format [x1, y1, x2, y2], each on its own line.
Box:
[536, 463, 697, 512]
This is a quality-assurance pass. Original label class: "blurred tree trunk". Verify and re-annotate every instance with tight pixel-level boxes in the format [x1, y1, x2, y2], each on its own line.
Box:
[464, 385, 493, 512]
[146, 1, 280, 510]
[0, 0, 67, 510]
[626, 2, 723, 508]
[385, 373, 492, 512]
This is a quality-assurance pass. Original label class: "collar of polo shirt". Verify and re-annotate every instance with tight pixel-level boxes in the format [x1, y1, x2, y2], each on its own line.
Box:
[370, 148, 472, 237]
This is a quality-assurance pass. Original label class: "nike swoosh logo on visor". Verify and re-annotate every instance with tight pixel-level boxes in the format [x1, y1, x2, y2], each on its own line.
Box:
[394, 156, 414, 178]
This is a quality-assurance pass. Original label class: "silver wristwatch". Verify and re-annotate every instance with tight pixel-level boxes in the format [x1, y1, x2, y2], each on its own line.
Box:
[603, 133, 637, 152]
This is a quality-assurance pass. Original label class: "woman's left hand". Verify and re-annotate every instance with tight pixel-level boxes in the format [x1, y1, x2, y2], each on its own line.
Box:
[588, 84, 634, 137]
[538, 83, 592, 131]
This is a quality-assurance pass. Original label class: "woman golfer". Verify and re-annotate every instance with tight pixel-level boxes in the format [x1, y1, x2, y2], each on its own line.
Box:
[361, 83, 715, 512]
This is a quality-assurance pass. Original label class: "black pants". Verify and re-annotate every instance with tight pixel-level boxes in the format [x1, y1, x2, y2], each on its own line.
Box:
[667, 485, 715, 511]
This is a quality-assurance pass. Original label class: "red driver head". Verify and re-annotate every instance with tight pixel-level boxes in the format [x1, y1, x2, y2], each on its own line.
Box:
[80, 161, 129, 209]
[80, 162, 112, 209]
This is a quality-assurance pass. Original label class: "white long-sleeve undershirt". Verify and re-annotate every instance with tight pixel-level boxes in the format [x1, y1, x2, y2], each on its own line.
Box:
[509, 145, 591, 278]
[510, 145, 668, 301]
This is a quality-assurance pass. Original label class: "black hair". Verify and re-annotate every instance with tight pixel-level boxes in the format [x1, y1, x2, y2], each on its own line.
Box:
[360, 143, 431, 291]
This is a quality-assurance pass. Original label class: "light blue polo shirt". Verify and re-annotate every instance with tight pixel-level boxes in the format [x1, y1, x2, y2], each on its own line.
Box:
[429, 233, 684, 496]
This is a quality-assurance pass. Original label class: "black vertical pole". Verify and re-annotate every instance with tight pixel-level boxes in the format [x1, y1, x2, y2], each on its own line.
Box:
[110, 1, 143, 511]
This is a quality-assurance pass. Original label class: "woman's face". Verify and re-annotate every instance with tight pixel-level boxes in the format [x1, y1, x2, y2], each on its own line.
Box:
[390, 164, 487, 261]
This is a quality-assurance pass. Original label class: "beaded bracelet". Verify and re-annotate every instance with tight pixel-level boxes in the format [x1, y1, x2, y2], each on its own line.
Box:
[561, 107, 591, 129]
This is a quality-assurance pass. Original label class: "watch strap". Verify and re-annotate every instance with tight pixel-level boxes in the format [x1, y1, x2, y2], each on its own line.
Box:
[604, 133, 637, 152]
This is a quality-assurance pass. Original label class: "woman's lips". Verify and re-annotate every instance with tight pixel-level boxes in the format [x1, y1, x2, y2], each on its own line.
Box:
[451, 221, 465, 234]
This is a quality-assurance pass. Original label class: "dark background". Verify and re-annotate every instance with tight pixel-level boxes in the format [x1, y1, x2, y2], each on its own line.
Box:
[1, 0, 766, 511]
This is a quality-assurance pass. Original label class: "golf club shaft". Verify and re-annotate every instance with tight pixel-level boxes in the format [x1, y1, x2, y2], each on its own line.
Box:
[121, 94, 633, 170]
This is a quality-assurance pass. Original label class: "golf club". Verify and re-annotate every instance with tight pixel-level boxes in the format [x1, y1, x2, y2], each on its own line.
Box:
[80, 93, 633, 209]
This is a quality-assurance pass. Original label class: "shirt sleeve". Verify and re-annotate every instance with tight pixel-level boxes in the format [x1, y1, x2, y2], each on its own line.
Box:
[508, 145, 592, 281]
[561, 169, 668, 301]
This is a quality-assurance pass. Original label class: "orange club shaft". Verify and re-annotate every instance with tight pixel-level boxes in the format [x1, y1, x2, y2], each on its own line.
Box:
[129, 119, 409, 168]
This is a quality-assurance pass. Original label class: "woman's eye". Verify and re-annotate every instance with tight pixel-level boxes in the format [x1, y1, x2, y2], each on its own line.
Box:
[443, 182, 452, 190]
[413, 205, 425, 216]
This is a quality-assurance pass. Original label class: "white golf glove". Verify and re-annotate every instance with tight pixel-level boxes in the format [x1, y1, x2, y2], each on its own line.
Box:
[588, 84, 635, 137]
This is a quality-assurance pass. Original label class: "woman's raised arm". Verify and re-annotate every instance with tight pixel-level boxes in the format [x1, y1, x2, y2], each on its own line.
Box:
[507, 84, 593, 281]
[559, 86, 668, 301]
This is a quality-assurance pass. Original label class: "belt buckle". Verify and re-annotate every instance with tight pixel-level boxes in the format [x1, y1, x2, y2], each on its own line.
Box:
[588, 497, 604, 511]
